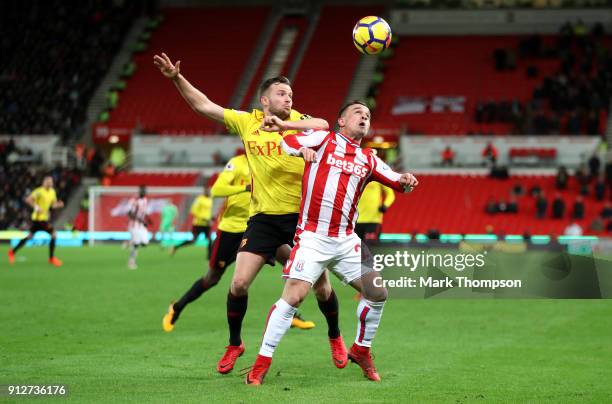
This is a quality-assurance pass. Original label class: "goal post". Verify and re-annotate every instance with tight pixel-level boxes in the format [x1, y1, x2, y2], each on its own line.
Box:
[87, 186, 219, 246]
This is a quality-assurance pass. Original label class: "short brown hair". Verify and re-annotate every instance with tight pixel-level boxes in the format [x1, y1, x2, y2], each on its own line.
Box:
[260, 76, 291, 96]
[338, 100, 369, 117]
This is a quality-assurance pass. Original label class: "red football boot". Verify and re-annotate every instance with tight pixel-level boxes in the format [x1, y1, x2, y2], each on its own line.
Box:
[329, 335, 348, 368]
[348, 343, 381, 381]
[245, 354, 272, 385]
[216, 342, 245, 374]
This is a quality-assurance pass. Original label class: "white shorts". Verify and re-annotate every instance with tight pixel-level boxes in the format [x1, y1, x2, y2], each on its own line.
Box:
[129, 224, 149, 246]
[283, 230, 366, 285]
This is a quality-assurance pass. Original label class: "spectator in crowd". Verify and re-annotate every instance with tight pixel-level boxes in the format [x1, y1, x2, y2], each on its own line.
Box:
[0, 1, 140, 137]
[588, 153, 601, 180]
[601, 202, 612, 219]
[556, 166, 569, 190]
[594, 177, 606, 201]
[574, 165, 590, 195]
[507, 196, 518, 213]
[441, 146, 455, 166]
[572, 196, 585, 220]
[552, 193, 565, 219]
[512, 184, 525, 196]
[536, 192, 548, 219]
[482, 142, 498, 166]
[485, 197, 497, 214]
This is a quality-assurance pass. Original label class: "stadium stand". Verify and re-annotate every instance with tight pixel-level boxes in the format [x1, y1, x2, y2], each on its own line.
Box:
[107, 6, 270, 134]
[108, 172, 200, 187]
[240, 15, 308, 110]
[375, 31, 611, 135]
[291, 5, 383, 120]
[382, 173, 611, 236]
[0, 1, 140, 138]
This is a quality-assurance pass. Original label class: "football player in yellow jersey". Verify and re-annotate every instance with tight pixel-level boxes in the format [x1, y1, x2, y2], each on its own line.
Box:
[171, 185, 212, 256]
[8, 176, 64, 267]
[163, 153, 250, 331]
[355, 182, 396, 241]
[154, 53, 343, 374]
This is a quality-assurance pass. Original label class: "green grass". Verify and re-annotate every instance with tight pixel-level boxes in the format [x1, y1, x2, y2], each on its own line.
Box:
[1, 245, 611, 403]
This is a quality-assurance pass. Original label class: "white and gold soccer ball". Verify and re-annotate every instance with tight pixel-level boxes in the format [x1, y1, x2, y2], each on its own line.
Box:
[352, 16, 392, 55]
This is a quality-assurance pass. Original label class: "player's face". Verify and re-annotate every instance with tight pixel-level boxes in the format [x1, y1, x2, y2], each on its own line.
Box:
[339, 104, 371, 139]
[262, 83, 293, 119]
[43, 177, 53, 188]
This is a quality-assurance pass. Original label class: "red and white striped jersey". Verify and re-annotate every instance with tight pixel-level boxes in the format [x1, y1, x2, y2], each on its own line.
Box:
[128, 197, 148, 228]
[282, 130, 406, 238]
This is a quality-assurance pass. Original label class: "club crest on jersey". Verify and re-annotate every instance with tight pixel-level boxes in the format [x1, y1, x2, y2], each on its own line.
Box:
[326, 154, 368, 178]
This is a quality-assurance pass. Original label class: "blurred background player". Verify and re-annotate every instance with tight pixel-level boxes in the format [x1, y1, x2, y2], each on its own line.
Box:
[246, 101, 419, 385]
[355, 182, 396, 241]
[163, 153, 250, 331]
[127, 185, 150, 270]
[7, 176, 64, 267]
[154, 53, 337, 374]
[158, 201, 178, 248]
[162, 152, 315, 332]
[170, 185, 212, 257]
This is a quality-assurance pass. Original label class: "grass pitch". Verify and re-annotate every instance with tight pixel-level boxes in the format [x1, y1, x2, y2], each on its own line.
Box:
[1, 245, 611, 403]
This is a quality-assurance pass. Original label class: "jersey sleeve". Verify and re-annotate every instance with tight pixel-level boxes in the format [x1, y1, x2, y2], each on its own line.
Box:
[281, 130, 330, 156]
[382, 185, 396, 208]
[369, 155, 405, 193]
[223, 109, 250, 137]
[211, 158, 248, 197]
[190, 198, 200, 215]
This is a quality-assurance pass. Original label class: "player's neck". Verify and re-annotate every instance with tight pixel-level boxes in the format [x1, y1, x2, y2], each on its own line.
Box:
[339, 131, 363, 145]
[263, 108, 289, 121]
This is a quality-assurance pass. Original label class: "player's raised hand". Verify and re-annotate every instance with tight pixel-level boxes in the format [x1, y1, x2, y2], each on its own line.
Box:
[399, 172, 418, 192]
[299, 147, 318, 163]
[260, 115, 287, 132]
[153, 52, 181, 79]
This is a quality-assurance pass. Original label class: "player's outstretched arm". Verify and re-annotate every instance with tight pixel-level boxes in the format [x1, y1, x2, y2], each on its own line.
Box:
[261, 115, 329, 132]
[153, 52, 224, 123]
[52, 200, 64, 209]
[370, 154, 418, 193]
[211, 169, 250, 197]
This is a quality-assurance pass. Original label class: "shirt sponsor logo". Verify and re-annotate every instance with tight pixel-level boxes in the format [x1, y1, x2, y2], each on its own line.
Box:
[326, 154, 368, 178]
[247, 140, 282, 156]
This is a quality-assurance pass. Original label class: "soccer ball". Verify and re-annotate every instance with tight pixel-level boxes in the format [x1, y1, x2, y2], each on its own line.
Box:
[352, 16, 392, 55]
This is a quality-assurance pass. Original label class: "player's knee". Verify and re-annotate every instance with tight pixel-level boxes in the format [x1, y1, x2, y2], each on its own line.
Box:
[363, 286, 387, 302]
[230, 277, 250, 296]
[283, 291, 305, 307]
[204, 271, 221, 287]
[313, 281, 332, 301]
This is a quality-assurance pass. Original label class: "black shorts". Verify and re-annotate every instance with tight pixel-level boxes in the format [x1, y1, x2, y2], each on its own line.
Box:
[192, 225, 210, 239]
[31, 221, 54, 234]
[239, 213, 299, 263]
[354, 223, 381, 241]
[208, 230, 244, 271]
